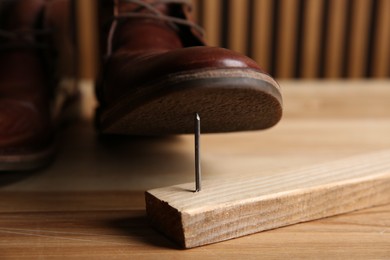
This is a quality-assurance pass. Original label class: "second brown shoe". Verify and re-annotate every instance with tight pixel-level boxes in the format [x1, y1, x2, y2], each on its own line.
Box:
[0, 0, 79, 171]
[96, 0, 282, 135]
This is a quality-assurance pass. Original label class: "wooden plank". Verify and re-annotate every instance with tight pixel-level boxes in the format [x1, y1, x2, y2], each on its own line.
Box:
[146, 150, 390, 248]
[276, 0, 299, 78]
[202, 0, 222, 46]
[347, 0, 372, 78]
[228, 0, 249, 54]
[252, 0, 273, 72]
[75, 0, 98, 79]
[301, 0, 323, 78]
[324, 0, 348, 78]
[372, 0, 390, 78]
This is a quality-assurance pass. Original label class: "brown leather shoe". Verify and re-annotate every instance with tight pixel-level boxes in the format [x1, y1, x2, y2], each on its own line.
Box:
[0, 0, 78, 171]
[97, 0, 282, 135]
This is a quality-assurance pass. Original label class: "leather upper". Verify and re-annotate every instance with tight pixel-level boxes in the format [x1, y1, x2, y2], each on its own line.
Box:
[101, 46, 263, 105]
[0, 0, 51, 151]
[98, 0, 265, 106]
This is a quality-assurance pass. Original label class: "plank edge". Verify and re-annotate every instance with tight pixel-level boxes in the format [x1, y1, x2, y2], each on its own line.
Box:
[145, 191, 186, 248]
[146, 173, 390, 248]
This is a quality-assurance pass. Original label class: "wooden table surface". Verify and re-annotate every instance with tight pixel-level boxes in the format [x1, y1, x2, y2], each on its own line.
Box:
[1, 80, 389, 259]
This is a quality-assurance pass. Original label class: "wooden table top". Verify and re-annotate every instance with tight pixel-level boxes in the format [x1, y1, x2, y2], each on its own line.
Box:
[1, 80, 389, 259]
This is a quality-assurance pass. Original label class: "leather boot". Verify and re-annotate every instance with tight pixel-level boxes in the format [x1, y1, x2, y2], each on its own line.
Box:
[97, 0, 282, 135]
[0, 0, 78, 171]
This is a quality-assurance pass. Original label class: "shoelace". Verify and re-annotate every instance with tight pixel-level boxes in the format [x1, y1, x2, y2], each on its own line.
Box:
[106, 0, 204, 57]
[0, 28, 50, 50]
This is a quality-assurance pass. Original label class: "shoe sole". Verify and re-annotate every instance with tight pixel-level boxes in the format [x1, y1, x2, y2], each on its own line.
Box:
[99, 68, 283, 135]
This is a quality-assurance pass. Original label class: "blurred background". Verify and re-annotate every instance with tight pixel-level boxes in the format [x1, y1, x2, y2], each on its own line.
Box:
[75, 0, 389, 80]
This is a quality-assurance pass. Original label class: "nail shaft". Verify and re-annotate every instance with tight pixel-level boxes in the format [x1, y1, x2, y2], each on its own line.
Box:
[195, 113, 201, 192]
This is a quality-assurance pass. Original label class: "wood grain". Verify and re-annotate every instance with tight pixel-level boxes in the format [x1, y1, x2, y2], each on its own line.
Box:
[372, 0, 390, 78]
[347, 0, 372, 78]
[301, 0, 323, 78]
[252, 0, 273, 72]
[324, 0, 348, 78]
[202, 0, 222, 47]
[276, 0, 299, 78]
[75, 0, 98, 79]
[228, 0, 249, 54]
[146, 151, 390, 248]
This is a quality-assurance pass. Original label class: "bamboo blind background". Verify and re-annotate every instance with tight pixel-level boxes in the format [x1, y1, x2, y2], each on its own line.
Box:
[76, 0, 390, 79]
